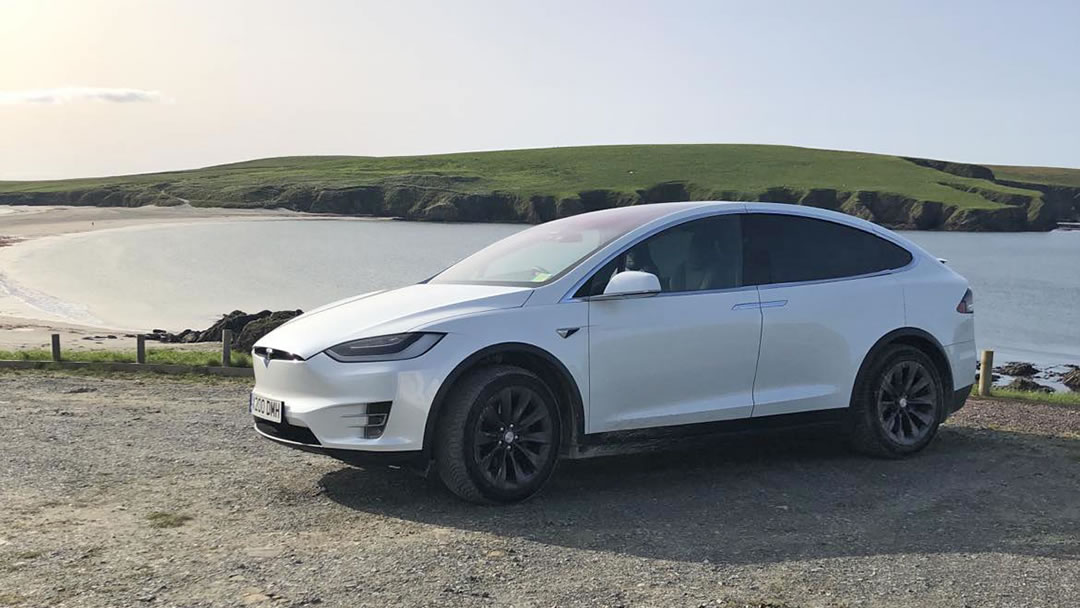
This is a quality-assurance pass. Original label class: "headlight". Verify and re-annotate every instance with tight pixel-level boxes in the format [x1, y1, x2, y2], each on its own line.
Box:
[324, 332, 444, 363]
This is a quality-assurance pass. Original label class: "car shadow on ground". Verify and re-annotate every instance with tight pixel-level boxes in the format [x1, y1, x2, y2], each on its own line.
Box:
[318, 426, 1080, 565]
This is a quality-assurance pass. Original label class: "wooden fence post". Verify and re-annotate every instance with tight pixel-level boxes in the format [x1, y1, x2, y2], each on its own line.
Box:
[136, 335, 146, 364]
[978, 349, 994, 397]
[222, 329, 232, 368]
[51, 334, 61, 362]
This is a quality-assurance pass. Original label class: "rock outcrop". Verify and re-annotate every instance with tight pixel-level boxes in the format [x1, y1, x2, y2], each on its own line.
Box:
[1061, 367, 1080, 392]
[1004, 377, 1054, 393]
[150, 309, 303, 351]
[996, 362, 1039, 377]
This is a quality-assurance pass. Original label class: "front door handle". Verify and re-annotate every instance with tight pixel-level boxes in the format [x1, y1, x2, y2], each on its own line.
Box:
[731, 300, 788, 311]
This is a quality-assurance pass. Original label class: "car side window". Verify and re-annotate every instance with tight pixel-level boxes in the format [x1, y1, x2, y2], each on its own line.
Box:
[742, 213, 914, 286]
[575, 214, 744, 297]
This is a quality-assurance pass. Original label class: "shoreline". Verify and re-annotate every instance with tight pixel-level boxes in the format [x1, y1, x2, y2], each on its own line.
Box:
[1, 205, 1077, 392]
[0, 204, 353, 351]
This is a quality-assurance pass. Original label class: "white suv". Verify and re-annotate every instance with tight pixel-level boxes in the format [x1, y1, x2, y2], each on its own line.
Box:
[251, 202, 976, 503]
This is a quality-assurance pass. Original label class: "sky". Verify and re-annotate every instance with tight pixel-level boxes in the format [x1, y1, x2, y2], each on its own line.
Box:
[1, 0, 1078, 180]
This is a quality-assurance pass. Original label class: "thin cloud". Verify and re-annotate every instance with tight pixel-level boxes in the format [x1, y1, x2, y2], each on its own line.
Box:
[0, 87, 163, 105]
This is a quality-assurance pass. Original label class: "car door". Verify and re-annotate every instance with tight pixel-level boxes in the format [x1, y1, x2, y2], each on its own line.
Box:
[582, 213, 763, 432]
[742, 211, 911, 417]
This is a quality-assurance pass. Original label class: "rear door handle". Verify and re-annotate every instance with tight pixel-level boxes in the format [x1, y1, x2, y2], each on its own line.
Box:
[759, 299, 788, 309]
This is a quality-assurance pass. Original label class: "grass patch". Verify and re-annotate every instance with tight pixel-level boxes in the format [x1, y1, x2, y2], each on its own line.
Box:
[990, 388, 1080, 407]
[0, 367, 253, 384]
[0, 348, 251, 368]
[146, 511, 192, 529]
[987, 164, 1080, 188]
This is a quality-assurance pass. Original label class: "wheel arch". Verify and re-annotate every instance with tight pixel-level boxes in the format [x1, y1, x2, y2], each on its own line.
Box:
[422, 342, 586, 458]
[852, 328, 955, 414]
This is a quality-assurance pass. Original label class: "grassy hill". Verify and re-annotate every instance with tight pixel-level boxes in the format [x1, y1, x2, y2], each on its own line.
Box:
[2, 144, 1078, 231]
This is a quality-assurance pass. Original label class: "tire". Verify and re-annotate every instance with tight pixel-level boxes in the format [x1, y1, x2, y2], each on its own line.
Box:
[849, 344, 946, 458]
[435, 365, 562, 503]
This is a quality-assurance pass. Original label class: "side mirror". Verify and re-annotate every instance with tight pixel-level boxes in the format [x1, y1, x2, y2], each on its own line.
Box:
[592, 270, 662, 300]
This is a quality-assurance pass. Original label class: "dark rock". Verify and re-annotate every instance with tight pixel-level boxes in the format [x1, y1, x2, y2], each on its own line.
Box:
[757, 186, 801, 204]
[526, 195, 557, 223]
[944, 206, 1029, 231]
[150, 309, 302, 348]
[177, 329, 200, 343]
[909, 201, 944, 229]
[1003, 377, 1053, 393]
[637, 182, 690, 204]
[799, 188, 843, 210]
[417, 201, 460, 221]
[579, 190, 638, 213]
[996, 361, 1039, 377]
[310, 187, 384, 215]
[197, 310, 271, 342]
[555, 197, 584, 218]
[1061, 367, 1080, 392]
[234, 310, 303, 352]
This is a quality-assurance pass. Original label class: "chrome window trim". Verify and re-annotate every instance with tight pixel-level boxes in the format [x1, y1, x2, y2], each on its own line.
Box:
[755, 261, 917, 291]
[560, 206, 920, 302]
[584, 284, 759, 303]
[559, 207, 748, 303]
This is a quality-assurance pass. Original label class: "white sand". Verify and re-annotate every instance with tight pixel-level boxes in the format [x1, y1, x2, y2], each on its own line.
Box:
[0, 204, 302, 351]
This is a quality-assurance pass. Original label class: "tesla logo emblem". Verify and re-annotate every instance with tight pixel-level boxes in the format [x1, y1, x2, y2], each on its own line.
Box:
[262, 349, 273, 367]
[556, 327, 580, 339]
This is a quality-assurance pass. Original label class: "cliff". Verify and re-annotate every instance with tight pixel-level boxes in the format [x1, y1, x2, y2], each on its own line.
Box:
[2, 145, 1078, 231]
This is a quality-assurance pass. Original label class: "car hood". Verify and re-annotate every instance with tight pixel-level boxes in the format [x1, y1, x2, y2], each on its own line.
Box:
[254, 283, 533, 358]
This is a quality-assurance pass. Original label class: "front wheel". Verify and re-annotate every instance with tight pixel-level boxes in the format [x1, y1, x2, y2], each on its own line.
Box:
[850, 345, 945, 458]
[435, 365, 561, 503]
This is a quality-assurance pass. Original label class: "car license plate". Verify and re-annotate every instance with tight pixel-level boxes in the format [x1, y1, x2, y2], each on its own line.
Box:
[251, 393, 283, 423]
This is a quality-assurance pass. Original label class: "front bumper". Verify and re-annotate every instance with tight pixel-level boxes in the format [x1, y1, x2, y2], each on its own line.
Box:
[250, 347, 459, 453]
[253, 420, 425, 467]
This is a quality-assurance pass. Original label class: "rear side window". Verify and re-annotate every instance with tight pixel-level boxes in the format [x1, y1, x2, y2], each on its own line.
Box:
[743, 214, 913, 286]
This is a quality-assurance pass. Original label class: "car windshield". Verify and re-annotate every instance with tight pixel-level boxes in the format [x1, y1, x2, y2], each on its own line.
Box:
[430, 205, 678, 286]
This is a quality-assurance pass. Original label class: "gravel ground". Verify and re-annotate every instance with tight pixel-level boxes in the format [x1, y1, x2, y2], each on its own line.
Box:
[1, 370, 1078, 608]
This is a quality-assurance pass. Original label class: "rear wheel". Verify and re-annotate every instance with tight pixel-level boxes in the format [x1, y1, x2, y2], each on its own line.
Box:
[850, 345, 945, 458]
[435, 365, 561, 503]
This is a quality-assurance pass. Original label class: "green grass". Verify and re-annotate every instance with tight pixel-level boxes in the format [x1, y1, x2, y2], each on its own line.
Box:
[0, 348, 251, 368]
[0, 144, 1051, 210]
[146, 511, 192, 529]
[990, 388, 1080, 407]
[987, 164, 1080, 188]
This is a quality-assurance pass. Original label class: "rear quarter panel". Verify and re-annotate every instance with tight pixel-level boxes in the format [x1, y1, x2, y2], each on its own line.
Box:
[900, 258, 976, 389]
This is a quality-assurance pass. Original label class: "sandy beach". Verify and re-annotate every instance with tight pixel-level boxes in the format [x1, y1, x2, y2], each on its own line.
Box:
[0, 204, 302, 352]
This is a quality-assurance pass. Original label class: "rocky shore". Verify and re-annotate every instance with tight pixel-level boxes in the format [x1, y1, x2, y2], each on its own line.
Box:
[980, 360, 1080, 393]
[147, 309, 302, 352]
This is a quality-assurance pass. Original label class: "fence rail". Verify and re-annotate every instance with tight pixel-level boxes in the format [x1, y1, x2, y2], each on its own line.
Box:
[2, 333, 253, 378]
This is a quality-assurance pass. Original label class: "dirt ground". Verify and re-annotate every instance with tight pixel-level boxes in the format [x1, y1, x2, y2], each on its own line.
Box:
[1, 370, 1077, 608]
